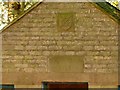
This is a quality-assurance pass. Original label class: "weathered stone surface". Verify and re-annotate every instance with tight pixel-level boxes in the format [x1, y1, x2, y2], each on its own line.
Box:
[2, 2, 118, 86]
[57, 12, 75, 32]
[49, 55, 84, 72]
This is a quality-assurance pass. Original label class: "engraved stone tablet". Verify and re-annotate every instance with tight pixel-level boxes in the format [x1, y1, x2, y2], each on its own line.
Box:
[57, 12, 75, 32]
[49, 55, 84, 72]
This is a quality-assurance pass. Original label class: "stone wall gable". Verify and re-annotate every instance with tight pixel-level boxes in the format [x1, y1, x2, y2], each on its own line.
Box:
[2, 2, 118, 86]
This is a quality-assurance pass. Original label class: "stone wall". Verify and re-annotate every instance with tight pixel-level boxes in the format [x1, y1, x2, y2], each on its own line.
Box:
[2, 2, 118, 88]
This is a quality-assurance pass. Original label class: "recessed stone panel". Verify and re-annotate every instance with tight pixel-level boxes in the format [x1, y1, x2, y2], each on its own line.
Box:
[57, 12, 75, 32]
[49, 55, 84, 72]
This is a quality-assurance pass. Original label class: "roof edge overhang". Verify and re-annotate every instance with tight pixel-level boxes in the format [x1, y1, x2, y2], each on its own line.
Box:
[0, 1, 42, 33]
[91, 2, 120, 25]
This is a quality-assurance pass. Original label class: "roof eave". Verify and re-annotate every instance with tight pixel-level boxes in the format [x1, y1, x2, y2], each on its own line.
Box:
[0, 2, 42, 33]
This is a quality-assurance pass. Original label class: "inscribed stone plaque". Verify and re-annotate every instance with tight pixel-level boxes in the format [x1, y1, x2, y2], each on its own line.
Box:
[49, 55, 84, 72]
[57, 12, 75, 32]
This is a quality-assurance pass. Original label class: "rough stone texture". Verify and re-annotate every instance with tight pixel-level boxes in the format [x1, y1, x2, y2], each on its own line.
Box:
[2, 2, 118, 87]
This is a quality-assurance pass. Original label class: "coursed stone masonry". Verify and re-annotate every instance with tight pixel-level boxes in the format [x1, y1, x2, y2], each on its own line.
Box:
[2, 2, 118, 86]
